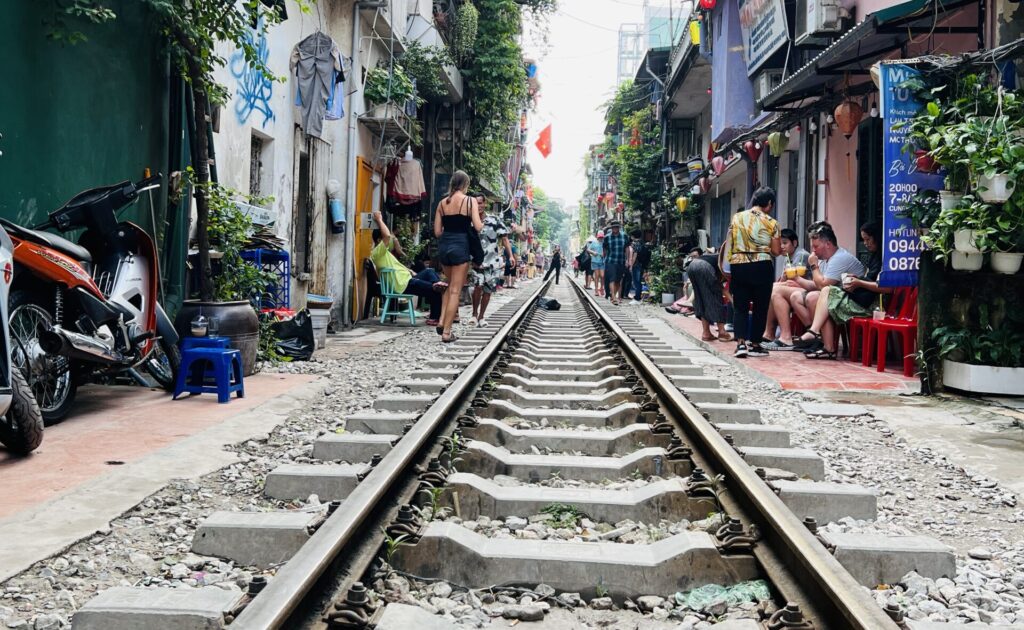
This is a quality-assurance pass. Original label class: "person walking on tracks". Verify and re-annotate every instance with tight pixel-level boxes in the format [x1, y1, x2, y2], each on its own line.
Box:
[470, 203, 514, 328]
[723, 186, 781, 358]
[587, 232, 605, 296]
[543, 245, 563, 284]
[602, 220, 630, 306]
[433, 170, 482, 343]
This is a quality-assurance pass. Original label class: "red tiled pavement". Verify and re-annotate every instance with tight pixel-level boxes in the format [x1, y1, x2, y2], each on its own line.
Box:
[661, 313, 918, 392]
[0, 373, 314, 519]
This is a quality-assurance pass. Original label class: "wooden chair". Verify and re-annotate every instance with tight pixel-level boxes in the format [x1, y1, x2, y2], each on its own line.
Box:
[378, 267, 417, 325]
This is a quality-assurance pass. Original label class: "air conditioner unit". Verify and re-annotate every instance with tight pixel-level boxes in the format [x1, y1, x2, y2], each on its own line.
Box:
[795, 0, 841, 46]
[753, 70, 784, 103]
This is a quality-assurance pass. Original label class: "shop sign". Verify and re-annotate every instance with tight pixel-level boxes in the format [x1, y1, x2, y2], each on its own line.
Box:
[880, 62, 943, 287]
[739, 0, 788, 75]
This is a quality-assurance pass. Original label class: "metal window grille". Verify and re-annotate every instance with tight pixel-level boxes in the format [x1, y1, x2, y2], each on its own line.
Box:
[250, 135, 263, 198]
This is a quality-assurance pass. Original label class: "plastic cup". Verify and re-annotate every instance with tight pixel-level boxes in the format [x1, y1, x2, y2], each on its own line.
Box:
[785, 266, 797, 279]
[795, 265, 807, 276]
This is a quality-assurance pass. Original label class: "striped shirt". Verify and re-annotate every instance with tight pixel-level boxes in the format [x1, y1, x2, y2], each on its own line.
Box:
[603, 231, 629, 266]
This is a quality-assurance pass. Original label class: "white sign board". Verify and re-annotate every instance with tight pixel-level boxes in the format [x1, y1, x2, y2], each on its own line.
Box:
[739, 0, 789, 76]
[236, 201, 278, 226]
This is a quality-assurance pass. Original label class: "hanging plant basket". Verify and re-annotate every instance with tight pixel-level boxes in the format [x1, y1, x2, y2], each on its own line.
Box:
[953, 229, 981, 253]
[976, 173, 1013, 203]
[950, 251, 983, 271]
[991, 252, 1024, 274]
[938, 190, 963, 211]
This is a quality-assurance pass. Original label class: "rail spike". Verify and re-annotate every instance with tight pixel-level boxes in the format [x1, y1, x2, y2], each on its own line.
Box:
[417, 457, 449, 489]
[715, 517, 757, 553]
[766, 603, 814, 630]
[385, 504, 421, 539]
[325, 582, 375, 629]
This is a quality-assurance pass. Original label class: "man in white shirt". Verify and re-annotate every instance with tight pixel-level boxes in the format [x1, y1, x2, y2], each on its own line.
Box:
[788, 223, 866, 330]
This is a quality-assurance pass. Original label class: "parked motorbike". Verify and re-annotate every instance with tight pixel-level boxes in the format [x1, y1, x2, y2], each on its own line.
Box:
[1, 172, 180, 423]
[0, 133, 45, 453]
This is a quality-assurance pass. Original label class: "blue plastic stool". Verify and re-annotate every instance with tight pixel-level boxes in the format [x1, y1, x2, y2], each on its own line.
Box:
[173, 346, 245, 404]
[181, 336, 230, 351]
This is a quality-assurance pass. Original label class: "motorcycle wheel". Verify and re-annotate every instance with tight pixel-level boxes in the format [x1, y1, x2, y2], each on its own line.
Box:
[8, 290, 77, 425]
[144, 335, 181, 392]
[0, 366, 45, 455]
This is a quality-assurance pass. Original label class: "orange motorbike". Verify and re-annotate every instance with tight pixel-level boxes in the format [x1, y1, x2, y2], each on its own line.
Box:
[1, 173, 180, 423]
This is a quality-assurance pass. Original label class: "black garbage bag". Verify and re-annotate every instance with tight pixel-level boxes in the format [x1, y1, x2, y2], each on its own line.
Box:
[270, 309, 315, 361]
[537, 297, 561, 311]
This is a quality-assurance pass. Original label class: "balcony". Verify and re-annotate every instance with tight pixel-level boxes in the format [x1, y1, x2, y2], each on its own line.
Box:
[406, 13, 464, 103]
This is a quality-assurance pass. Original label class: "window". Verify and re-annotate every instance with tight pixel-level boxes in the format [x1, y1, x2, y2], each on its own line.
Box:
[250, 135, 264, 198]
[856, 118, 883, 256]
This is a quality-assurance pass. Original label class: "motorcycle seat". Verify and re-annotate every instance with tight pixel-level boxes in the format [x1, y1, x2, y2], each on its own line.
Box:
[0, 219, 93, 263]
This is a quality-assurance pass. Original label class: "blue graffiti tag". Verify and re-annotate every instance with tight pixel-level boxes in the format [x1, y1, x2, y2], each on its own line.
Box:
[230, 25, 275, 126]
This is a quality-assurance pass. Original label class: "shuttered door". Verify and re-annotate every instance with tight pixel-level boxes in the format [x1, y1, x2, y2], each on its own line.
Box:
[307, 135, 331, 295]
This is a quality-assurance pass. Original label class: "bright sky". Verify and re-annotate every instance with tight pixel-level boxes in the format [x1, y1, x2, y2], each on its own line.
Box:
[525, 0, 657, 205]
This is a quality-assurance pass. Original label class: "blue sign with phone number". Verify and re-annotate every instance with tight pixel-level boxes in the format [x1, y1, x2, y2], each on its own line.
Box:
[880, 63, 945, 287]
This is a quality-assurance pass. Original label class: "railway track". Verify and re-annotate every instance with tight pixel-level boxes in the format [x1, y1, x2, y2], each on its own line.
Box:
[73, 278, 956, 629]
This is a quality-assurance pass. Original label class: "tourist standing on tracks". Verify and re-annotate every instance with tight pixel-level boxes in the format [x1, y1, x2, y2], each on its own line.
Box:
[527, 249, 537, 279]
[543, 245, 563, 284]
[370, 210, 446, 326]
[587, 232, 606, 297]
[723, 186, 781, 358]
[433, 170, 482, 343]
[603, 220, 629, 306]
[628, 230, 651, 303]
[577, 243, 592, 288]
[470, 203, 513, 328]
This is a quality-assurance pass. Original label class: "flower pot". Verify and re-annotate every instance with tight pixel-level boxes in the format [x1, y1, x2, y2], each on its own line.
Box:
[953, 229, 981, 253]
[991, 252, 1024, 274]
[914, 150, 940, 174]
[661, 293, 676, 306]
[938, 190, 963, 211]
[977, 173, 1013, 203]
[950, 251, 983, 271]
[943, 359, 1024, 395]
[175, 301, 260, 376]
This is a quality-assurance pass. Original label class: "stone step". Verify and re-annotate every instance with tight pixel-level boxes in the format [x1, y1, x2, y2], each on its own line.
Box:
[500, 373, 627, 394]
[697, 403, 762, 424]
[72, 586, 243, 630]
[483, 399, 640, 428]
[739, 447, 825, 481]
[670, 375, 721, 389]
[465, 419, 670, 456]
[505, 363, 622, 382]
[396, 379, 448, 394]
[373, 394, 435, 412]
[391, 523, 757, 599]
[344, 412, 418, 434]
[820, 532, 955, 586]
[648, 355, 693, 366]
[461, 441, 687, 482]
[492, 385, 635, 409]
[771, 480, 877, 524]
[679, 387, 738, 404]
[714, 423, 790, 448]
[312, 433, 397, 462]
[192, 510, 319, 567]
[263, 463, 366, 501]
[447, 473, 700, 523]
[660, 364, 701, 376]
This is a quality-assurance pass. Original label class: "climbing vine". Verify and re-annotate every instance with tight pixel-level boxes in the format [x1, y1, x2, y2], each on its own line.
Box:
[400, 40, 453, 102]
[614, 106, 663, 217]
[451, 1, 478, 67]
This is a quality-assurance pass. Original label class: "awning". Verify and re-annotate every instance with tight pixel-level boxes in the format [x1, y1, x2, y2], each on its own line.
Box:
[761, 0, 979, 110]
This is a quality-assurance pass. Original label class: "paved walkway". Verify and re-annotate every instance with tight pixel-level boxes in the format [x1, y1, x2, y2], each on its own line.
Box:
[659, 310, 918, 392]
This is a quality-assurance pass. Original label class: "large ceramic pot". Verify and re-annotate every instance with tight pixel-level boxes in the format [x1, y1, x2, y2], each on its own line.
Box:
[175, 301, 260, 376]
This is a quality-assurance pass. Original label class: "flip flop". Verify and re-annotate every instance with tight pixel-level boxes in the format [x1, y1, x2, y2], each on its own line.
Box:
[701, 334, 716, 342]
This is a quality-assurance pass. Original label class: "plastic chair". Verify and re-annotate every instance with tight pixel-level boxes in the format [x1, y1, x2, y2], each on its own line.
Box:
[173, 346, 245, 403]
[851, 287, 907, 363]
[865, 287, 919, 377]
[378, 267, 417, 325]
[181, 336, 230, 351]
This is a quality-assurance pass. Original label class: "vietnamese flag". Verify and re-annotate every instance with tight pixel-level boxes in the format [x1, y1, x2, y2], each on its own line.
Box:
[535, 124, 552, 158]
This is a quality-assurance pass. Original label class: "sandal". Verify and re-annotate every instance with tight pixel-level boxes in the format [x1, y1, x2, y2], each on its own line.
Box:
[792, 331, 822, 349]
[701, 334, 717, 342]
[441, 333, 458, 343]
[435, 326, 444, 335]
[805, 347, 837, 360]
[717, 333, 733, 342]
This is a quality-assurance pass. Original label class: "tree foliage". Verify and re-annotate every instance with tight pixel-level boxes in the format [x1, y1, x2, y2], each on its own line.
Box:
[615, 106, 663, 217]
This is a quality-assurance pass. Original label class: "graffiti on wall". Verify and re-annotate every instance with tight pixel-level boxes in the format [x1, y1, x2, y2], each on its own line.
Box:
[230, 24, 275, 127]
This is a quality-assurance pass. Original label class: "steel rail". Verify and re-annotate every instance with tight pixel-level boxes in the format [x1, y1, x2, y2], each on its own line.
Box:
[232, 280, 551, 629]
[569, 278, 898, 630]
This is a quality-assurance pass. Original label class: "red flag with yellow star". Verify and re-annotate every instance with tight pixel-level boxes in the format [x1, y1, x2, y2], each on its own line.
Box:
[534, 124, 552, 158]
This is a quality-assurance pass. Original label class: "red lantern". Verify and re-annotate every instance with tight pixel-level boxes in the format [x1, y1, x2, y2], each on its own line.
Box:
[834, 100, 864, 139]
[744, 140, 762, 162]
[699, 176, 711, 194]
[700, 0, 716, 9]
[711, 155, 725, 176]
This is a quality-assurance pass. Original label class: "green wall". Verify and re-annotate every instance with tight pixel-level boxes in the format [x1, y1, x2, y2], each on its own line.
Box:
[0, 0, 187, 310]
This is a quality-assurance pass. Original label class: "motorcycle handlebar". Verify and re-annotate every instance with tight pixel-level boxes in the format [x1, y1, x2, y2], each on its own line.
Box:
[135, 173, 163, 191]
[31, 218, 54, 231]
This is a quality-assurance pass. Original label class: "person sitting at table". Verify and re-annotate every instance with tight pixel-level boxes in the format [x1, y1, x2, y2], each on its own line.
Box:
[761, 228, 811, 350]
[370, 210, 446, 326]
[794, 222, 891, 359]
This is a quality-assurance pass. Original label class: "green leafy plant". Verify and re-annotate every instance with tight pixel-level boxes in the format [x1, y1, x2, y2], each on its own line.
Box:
[932, 303, 1024, 368]
[44, 0, 117, 45]
[381, 529, 412, 564]
[364, 64, 419, 107]
[400, 40, 453, 102]
[451, 1, 479, 66]
[540, 503, 586, 529]
[256, 316, 290, 364]
[417, 486, 451, 521]
[897, 189, 941, 230]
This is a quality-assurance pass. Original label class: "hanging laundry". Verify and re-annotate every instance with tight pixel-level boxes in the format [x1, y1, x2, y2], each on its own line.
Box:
[290, 31, 343, 138]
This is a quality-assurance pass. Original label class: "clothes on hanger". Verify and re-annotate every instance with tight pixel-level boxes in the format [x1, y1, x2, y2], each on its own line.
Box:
[383, 156, 427, 217]
[290, 31, 343, 138]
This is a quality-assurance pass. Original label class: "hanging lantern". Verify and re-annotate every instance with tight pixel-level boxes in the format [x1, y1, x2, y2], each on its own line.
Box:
[676, 196, 690, 213]
[699, 176, 711, 194]
[744, 140, 763, 162]
[690, 185, 701, 196]
[689, 20, 701, 45]
[700, 0, 716, 9]
[711, 155, 725, 176]
[767, 132, 784, 157]
[834, 100, 864, 139]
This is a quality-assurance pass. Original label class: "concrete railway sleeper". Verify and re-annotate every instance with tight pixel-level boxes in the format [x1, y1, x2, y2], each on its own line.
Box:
[71, 278, 965, 630]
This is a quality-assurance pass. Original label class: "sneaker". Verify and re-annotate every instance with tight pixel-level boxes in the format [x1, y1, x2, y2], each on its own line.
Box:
[724, 324, 734, 332]
[761, 339, 794, 351]
[734, 343, 749, 358]
[747, 344, 769, 357]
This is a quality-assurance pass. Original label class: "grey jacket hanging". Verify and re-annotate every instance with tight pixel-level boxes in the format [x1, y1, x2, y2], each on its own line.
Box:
[290, 31, 341, 139]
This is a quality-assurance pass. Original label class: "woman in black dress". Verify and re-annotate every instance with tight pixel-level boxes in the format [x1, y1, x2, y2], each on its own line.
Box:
[433, 171, 482, 342]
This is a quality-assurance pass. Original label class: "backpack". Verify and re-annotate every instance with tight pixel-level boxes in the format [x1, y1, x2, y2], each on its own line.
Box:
[635, 241, 652, 267]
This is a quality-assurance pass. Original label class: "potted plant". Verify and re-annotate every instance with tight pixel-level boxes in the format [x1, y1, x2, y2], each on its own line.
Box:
[364, 64, 420, 111]
[175, 174, 274, 376]
[986, 187, 1024, 274]
[898, 189, 940, 234]
[962, 115, 1024, 203]
[923, 197, 987, 270]
[934, 316, 1024, 395]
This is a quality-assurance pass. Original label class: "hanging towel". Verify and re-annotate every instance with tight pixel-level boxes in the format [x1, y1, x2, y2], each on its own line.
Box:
[290, 32, 342, 138]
